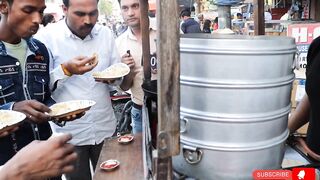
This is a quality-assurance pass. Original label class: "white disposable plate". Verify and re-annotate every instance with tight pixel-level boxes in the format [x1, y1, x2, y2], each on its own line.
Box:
[0, 110, 26, 133]
[49, 100, 96, 119]
[92, 63, 130, 80]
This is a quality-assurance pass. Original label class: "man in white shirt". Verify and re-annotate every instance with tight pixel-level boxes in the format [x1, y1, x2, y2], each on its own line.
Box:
[35, 0, 121, 179]
[264, 10, 272, 21]
[116, 0, 157, 134]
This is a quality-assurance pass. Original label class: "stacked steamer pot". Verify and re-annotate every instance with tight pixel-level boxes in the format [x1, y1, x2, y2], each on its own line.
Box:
[173, 34, 296, 180]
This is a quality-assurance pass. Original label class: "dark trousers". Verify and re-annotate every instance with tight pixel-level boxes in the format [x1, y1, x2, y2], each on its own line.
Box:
[65, 142, 103, 180]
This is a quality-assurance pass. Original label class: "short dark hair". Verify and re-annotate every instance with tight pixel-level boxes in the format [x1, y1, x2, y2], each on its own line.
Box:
[237, 13, 243, 17]
[5, 0, 13, 6]
[180, 9, 191, 17]
[42, 14, 55, 26]
[62, 0, 69, 7]
[63, 0, 99, 7]
[214, 17, 218, 23]
[204, 19, 211, 26]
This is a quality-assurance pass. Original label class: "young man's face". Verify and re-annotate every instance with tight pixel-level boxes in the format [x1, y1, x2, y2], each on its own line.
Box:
[119, 0, 140, 29]
[4, 0, 46, 39]
[63, 0, 99, 39]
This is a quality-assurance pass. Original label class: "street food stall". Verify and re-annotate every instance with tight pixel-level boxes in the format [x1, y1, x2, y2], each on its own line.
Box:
[93, 0, 320, 179]
[94, 0, 180, 179]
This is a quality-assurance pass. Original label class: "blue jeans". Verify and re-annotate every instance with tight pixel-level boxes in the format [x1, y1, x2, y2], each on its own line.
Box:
[131, 105, 142, 134]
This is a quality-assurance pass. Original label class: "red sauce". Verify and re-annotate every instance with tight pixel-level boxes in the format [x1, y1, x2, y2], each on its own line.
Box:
[102, 161, 118, 169]
[119, 135, 133, 142]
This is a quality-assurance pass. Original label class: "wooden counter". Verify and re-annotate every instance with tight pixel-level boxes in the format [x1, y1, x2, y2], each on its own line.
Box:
[93, 133, 144, 180]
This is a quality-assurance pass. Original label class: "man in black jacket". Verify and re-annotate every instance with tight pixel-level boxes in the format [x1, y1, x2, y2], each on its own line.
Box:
[0, 0, 55, 165]
[0, 1, 81, 179]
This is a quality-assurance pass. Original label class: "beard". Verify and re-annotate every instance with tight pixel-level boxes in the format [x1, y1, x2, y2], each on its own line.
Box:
[127, 21, 140, 29]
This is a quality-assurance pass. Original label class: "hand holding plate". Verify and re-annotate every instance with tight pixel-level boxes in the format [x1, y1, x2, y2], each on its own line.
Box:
[0, 110, 26, 137]
[0, 126, 19, 138]
[95, 79, 116, 84]
[92, 63, 130, 84]
[49, 100, 95, 125]
[12, 100, 50, 123]
[51, 111, 86, 123]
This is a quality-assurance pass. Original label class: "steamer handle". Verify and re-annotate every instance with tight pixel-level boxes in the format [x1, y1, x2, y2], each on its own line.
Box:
[183, 145, 203, 165]
[180, 117, 189, 133]
[292, 48, 300, 70]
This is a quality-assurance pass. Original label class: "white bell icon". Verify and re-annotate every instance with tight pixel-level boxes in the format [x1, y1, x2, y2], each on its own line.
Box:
[297, 170, 305, 179]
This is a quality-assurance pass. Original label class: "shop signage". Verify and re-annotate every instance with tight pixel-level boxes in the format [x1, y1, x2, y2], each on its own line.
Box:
[287, 23, 320, 69]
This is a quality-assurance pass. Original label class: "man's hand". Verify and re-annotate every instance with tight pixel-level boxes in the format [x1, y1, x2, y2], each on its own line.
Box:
[119, 52, 137, 91]
[12, 100, 50, 124]
[1, 134, 77, 180]
[121, 53, 135, 69]
[95, 78, 116, 84]
[52, 112, 86, 123]
[63, 55, 98, 75]
[0, 126, 19, 138]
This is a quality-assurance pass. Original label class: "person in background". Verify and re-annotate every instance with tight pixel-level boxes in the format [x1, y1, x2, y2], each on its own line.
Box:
[264, 9, 272, 21]
[0, 133, 77, 180]
[196, 13, 204, 31]
[232, 13, 245, 34]
[42, 13, 56, 27]
[202, 19, 212, 33]
[116, 22, 128, 36]
[236, 12, 243, 20]
[233, 13, 242, 21]
[180, 8, 201, 34]
[213, 17, 219, 31]
[280, 9, 294, 20]
[116, 0, 157, 134]
[288, 36, 320, 160]
[290, 1, 303, 20]
[35, 0, 121, 179]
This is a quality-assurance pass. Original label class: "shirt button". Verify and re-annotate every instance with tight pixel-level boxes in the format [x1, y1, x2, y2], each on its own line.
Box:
[42, 79, 45, 82]
[16, 62, 20, 66]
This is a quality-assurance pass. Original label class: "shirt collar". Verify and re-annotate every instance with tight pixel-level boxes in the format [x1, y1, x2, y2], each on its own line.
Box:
[62, 19, 99, 41]
[127, 28, 138, 41]
[0, 38, 39, 56]
[25, 38, 40, 53]
[0, 41, 7, 55]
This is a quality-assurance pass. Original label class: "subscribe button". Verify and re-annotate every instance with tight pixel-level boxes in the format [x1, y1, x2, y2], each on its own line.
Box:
[253, 170, 292, 180]
[253, 168, 316, 180]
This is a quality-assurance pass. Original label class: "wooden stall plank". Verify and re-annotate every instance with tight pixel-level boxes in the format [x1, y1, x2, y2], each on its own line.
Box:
[93, 133, 144, 180]
[253, 0, 265, 35]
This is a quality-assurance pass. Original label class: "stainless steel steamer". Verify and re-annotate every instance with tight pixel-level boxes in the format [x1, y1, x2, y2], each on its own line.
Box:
[173, 34, 296, 180]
